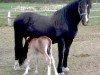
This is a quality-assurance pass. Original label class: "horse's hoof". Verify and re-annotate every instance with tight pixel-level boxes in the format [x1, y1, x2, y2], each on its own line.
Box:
[58, 72, 65, 75]
[28, 67, 31, 70]
[14, 60, 21, 70]
[62, 67, 69, 72]
[23, 73, 28, 75]
[56, 73, 59, 75]
[55, 72, 59, 75]
[35, 70, 38, 74]
[14, 65, 21, 70]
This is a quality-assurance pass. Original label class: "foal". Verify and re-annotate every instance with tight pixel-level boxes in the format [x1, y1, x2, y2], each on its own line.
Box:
[23, 36, 58, 75]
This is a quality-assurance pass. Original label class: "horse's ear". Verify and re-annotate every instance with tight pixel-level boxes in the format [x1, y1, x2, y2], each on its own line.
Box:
[89, 0, 92, 8]
[86, 0, 92, 8]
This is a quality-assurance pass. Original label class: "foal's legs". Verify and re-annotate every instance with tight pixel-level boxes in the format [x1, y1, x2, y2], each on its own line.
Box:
[44, 51, 51, 75]
[34, 53, 39, 75]
[23, 59, 31, 75]
[23, 47, 32, 75]
[47, 62, 51, 75]
[51, 55, 58, 75]
[46, 43, 58, 75]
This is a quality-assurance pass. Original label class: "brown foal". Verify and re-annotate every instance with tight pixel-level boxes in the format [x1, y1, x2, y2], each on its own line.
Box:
[23, 36, 58, 75]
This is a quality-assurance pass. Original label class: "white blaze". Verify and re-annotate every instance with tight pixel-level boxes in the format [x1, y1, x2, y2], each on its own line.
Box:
[85, 4, 89, 22]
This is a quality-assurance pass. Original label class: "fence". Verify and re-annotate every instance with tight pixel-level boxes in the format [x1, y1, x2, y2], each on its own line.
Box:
[0, 9, 58, 26]
[0, 3, 100, 26]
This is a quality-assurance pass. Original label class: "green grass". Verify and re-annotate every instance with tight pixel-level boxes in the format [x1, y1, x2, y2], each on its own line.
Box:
[0, 2, 100, 10]
[0, 3, 100, 26]
[0, 18, 8, 26]
[0, 2, 100, 11]
[89, 17, 100, 26]
[92, 3, 100, 9]
[90, 11, 100, 16]
[0, 2, 65, 10]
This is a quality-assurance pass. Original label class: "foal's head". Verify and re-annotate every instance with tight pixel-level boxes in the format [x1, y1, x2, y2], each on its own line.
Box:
[78, 0, 92, 26]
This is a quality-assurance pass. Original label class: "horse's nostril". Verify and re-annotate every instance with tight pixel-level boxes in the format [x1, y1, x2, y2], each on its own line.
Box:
[87, 20, 89, 23]
[81, 19, 88, 26]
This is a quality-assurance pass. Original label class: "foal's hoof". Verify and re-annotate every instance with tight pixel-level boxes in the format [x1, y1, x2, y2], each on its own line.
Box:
[62, 67, 69, 72]
[58, 72, 65, 75]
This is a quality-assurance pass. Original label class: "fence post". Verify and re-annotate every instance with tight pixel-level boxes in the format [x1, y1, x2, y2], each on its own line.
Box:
[7, 10, 12, 26]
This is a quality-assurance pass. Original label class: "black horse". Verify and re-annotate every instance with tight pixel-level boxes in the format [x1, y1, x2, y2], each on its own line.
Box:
[13, 0, 92, 74]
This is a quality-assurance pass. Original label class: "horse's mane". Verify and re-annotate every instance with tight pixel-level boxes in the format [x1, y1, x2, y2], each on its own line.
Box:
[51, 8, 66, 28]
[51, 0, 79, 27]
[51, 0, 92, 27]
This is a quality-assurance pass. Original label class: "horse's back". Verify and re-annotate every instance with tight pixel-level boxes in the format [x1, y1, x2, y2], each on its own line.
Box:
[14, 12, 51, 27]
[14, 12, 56, 41]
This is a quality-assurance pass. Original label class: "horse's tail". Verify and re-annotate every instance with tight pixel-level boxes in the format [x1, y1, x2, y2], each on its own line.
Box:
[14, 18, 27, 66]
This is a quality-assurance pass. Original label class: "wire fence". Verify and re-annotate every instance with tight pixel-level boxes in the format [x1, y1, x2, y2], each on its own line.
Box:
[0, 3, 100, 26]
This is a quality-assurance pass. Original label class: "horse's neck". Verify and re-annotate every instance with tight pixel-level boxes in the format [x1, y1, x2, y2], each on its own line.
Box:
[65, 1, 80, 28]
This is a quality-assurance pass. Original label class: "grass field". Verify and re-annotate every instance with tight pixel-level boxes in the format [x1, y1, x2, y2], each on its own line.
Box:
[0, 3, 100, 26]
[0, 2, 100, 75]
[0, 2, 100, 10]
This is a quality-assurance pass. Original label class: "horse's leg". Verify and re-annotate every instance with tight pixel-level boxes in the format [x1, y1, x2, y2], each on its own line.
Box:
[14, 33, 23, 70]
[62, 38, 73, 72]
[14, 60, 21, 70]
[57, 38, 65, 75]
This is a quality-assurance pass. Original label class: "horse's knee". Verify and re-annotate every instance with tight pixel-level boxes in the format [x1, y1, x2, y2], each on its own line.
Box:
[58, 53, 64, 59]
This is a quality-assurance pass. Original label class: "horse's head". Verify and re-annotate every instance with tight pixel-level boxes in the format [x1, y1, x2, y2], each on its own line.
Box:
[78, 0, 92, 26]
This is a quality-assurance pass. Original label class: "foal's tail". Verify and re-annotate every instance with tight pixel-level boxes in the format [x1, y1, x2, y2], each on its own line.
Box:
[47, 38, 52, 56]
